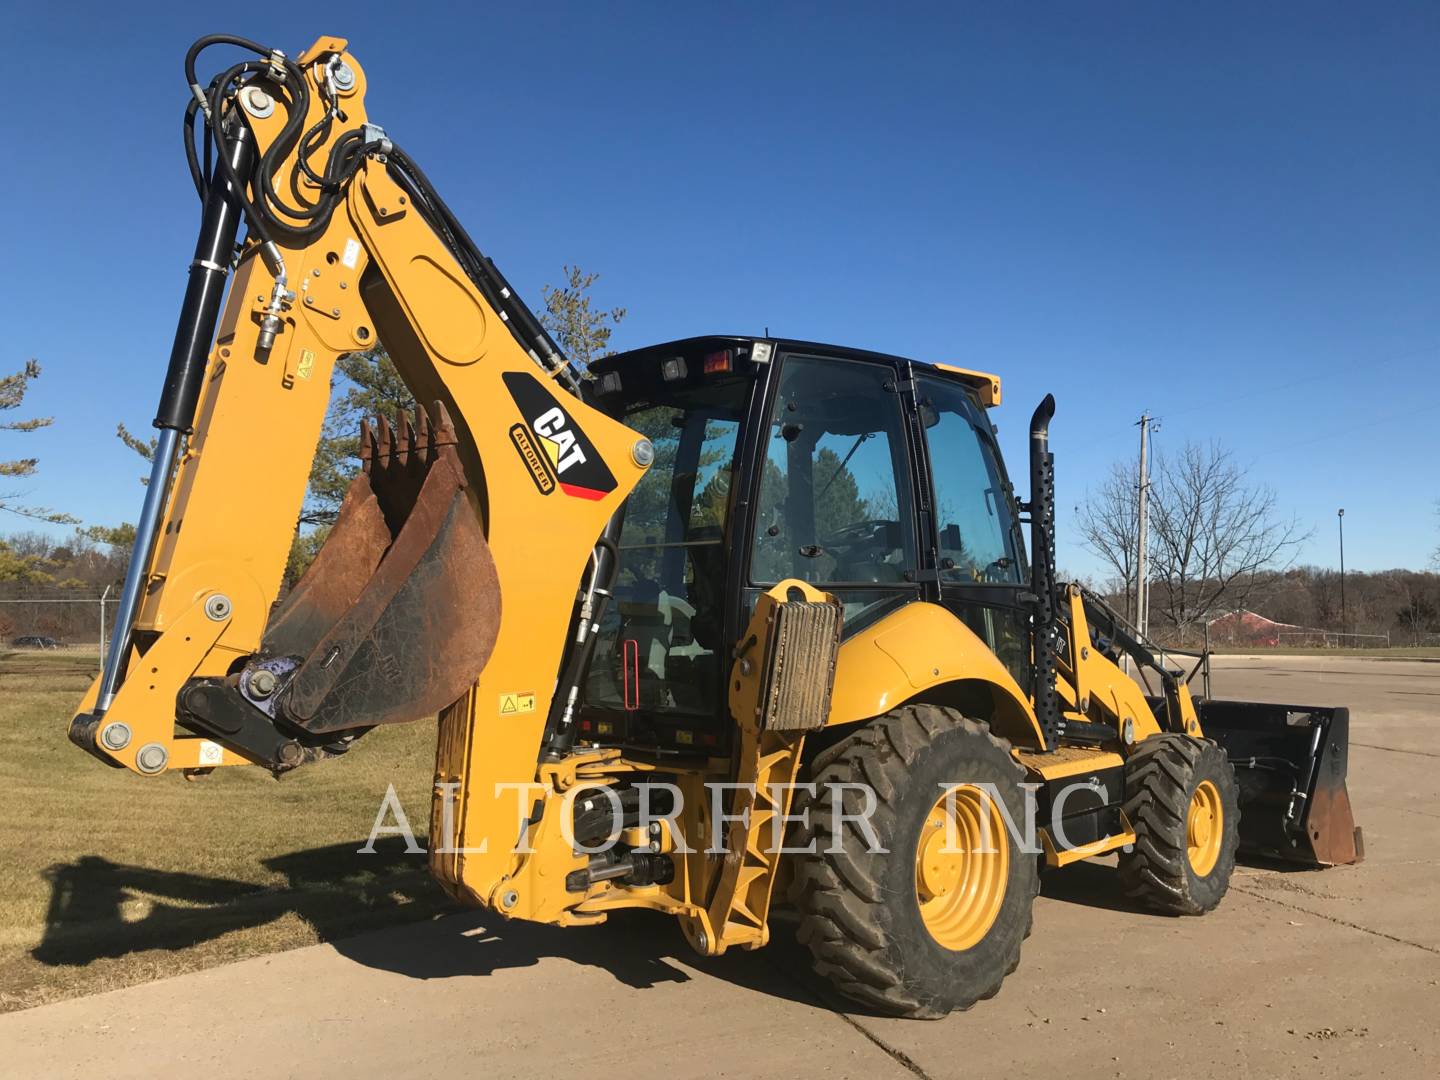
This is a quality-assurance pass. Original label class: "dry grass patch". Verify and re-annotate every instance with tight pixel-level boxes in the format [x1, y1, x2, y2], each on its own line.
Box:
[0, 650, 454, 1012]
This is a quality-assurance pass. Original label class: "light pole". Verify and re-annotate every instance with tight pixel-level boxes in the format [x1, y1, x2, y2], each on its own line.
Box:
[1337, 509, 1346, 637]
[1134, 413, 1159, 639]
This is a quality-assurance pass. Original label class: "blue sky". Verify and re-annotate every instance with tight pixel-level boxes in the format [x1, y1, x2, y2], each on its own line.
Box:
[2, 2, 1436, 576]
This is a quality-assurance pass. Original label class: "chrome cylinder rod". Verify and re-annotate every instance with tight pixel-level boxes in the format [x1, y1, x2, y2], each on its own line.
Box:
[96, 426, 181, 711]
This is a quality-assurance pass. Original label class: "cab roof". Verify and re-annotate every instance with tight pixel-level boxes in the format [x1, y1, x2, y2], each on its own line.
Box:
[592, 335, 1001, 407]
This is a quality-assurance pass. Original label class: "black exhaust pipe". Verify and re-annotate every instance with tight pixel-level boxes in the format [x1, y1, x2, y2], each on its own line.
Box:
[1028, 395, 1064, 748]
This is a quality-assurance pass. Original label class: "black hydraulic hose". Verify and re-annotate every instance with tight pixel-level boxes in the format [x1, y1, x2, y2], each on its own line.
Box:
[204, 60, 275, 246]
[184, 98, 206, 200]
[295, 112, 338, 188]
[184, 34, 272, 89]
[385, 146, 579, 392]
[542, 522, 624, 759]
[253, 68, 323, 222]
[183, 37, 564, 358]
[189, 43, 349, 247]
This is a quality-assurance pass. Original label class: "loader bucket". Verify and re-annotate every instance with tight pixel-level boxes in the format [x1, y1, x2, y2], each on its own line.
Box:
[262, 401, 501, 735]
[1200, 700, 1363, 867]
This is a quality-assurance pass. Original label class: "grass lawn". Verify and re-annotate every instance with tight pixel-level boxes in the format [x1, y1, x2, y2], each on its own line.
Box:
[1207, 646, 1440, 659]
[0, 649, 454, 1012]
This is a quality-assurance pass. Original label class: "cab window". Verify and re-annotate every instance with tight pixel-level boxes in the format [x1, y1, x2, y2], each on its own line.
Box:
[917, 375, 1022, 585]
[750, 356, 918, 612]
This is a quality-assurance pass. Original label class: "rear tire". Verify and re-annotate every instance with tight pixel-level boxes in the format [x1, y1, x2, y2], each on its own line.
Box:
[1118, 734, 1240, 915]
[788, 705, 1039, 1018]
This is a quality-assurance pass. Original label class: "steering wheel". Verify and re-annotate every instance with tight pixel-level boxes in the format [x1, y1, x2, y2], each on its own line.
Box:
[819, 519, 896, 552]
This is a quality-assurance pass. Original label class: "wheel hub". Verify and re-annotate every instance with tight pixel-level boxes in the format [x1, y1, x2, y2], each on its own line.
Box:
[915, 785, 1010, 951]
[918, 823, 964, 899]
[1187, 779, 1223, 877]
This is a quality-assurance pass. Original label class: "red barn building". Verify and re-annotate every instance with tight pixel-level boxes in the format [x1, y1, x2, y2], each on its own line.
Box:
[1206, 609, 1310, 648]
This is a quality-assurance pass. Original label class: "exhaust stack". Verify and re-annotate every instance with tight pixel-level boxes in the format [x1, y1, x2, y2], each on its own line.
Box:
[1027, 394, 1064, 748]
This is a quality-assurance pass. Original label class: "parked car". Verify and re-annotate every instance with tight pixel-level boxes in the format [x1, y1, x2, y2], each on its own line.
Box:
[11, 636, 61, 649]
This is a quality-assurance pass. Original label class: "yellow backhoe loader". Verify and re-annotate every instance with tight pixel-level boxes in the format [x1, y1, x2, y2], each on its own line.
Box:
[70, 35, 1362, 1017]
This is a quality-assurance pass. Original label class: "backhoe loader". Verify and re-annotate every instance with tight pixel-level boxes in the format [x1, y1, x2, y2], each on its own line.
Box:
[70, 34, 1362, 1018]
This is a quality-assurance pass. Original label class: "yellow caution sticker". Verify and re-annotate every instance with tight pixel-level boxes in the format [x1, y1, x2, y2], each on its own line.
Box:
[297, 349, 316, 381]
[499, 691, 537, 716]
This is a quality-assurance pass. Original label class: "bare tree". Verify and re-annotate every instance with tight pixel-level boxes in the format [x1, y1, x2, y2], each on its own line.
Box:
[1076, 440, 1307, 642]
[1302, 567, 1341, 628]
[1074, 459, 1139, 619]
[1147, 441, 1307, 641]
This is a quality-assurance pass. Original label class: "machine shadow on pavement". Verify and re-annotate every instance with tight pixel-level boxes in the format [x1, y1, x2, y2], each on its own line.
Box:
[29, 842, 814, 1007]
[32, 841, 442, 967]
[1037, 858, 1154, 914]
[33, 841, 1316, 1015]
[1038, 850, 1324, 916]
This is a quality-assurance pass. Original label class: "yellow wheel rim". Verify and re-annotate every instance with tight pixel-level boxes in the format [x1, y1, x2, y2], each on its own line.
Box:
[915, 785, 1010, 951]
[1187, 779, 1223, 877]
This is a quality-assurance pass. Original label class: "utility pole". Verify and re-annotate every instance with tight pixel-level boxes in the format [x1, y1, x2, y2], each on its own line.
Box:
[1135, 414, 1156, 640]
[1337, 508, 1346, 637]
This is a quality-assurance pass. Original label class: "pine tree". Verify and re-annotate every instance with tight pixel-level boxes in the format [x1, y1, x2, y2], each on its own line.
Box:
[2, 359, 75, 526]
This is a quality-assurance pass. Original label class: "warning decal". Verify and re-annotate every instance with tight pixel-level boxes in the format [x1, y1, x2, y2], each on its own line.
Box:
[499, 691, 537, 716]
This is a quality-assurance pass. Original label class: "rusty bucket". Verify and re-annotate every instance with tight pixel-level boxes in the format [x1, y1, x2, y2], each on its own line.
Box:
[261, 401, 501, 736]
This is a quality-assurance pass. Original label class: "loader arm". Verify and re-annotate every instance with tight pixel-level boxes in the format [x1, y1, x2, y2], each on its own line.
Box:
[71, 37, 648, 817]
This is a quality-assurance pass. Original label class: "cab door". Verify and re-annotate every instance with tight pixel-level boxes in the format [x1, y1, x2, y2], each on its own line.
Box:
[743, 351, 923, 635]
[914, 372, 1032, 688]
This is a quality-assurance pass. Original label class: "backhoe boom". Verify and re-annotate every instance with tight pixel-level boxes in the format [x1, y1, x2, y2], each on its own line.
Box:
[72, 38, 648, 826]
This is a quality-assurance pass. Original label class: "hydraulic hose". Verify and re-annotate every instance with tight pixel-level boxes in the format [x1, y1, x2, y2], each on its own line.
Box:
[384, 146, 579, 391]
[182, 36, 575, 381]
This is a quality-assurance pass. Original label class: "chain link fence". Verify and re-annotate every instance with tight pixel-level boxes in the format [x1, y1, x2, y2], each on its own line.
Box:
[0, 593, 112, 669]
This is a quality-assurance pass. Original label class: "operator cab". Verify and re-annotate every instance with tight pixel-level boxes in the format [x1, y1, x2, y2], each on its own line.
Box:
[577, 336, 1029, 756]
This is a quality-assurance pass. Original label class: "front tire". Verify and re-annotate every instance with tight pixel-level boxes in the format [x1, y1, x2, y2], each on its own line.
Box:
[788, 705, 1039, 1018]
[1118, 734, 1240, 915]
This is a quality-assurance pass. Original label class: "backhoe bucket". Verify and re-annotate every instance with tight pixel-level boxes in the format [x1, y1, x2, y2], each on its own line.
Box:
[262, 401, 500, 735]
[1201, 700, 1363, 867]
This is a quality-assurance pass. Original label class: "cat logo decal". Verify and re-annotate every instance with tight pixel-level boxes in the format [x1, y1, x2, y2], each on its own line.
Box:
[502, 372, 617, 501]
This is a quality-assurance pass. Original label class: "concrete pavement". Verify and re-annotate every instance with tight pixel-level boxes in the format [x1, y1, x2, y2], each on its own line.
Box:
[2, 656, 1436, 1079]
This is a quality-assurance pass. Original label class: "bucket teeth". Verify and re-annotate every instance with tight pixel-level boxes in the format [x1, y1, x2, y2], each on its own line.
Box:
[395, 409, 414, 468]
[415, 407, 432, 467]
[260, 397, 498, 736]
[375, 416, 393, 470]
[356, 403, 459, 469]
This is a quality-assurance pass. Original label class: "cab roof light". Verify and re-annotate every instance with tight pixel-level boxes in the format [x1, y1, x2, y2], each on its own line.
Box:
[597, 371, 623, 396]
[661, 356, 688, 382]
[702, 349, 732, 375]
[933, 363, 1002, 407]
